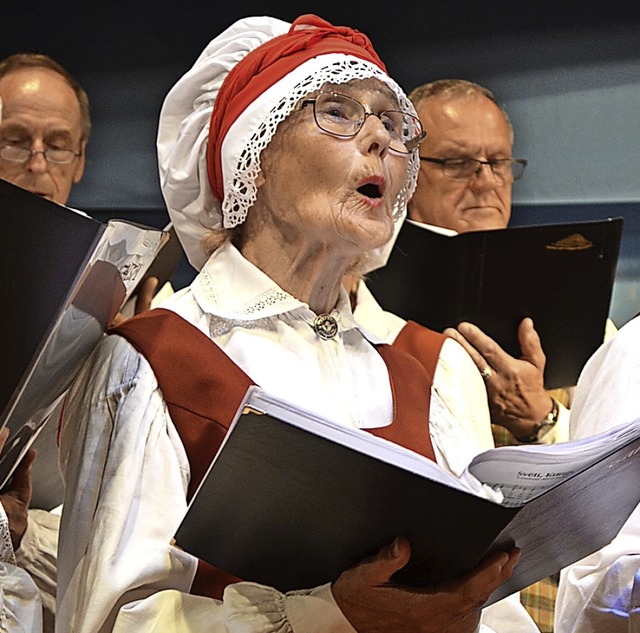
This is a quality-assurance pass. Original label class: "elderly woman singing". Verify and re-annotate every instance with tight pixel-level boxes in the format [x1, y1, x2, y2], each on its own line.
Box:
[55, 14, 538, 633]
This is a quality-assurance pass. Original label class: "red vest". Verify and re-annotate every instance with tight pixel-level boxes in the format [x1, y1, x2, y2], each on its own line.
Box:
[109, 309, 445, 598]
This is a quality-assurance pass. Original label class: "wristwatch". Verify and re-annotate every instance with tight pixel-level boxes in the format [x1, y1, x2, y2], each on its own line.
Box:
[515, 397, 560, 443]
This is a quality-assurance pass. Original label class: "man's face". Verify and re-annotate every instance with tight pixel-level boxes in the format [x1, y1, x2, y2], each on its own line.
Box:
[408, 94, 514, 233]
[0, 67, 85, 205]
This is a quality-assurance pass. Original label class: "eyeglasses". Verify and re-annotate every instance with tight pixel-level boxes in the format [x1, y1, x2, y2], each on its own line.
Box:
[0, 145, 82, 165]
[419, 156, 527, 182]
[299, 91, 425, 154]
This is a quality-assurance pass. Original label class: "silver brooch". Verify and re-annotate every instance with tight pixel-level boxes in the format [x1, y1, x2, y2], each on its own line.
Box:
[313, 314, 338, 340]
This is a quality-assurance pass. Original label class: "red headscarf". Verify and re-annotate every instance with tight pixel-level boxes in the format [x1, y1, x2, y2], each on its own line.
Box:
[207, 14, 387, 200]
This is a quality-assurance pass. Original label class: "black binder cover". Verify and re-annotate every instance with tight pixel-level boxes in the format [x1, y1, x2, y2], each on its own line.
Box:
[366, 218, 623, 389]
[0, 178, 166, 500]
[175, 403, 640, 606]
[1, 179, 104, 420]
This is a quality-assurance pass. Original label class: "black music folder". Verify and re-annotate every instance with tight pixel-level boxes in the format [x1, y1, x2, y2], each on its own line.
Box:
[366, 218, 623, 388]
[175, 387, 640, 606]
[0, 178, 168, 497]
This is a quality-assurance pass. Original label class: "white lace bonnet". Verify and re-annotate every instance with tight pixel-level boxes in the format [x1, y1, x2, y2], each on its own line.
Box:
[157, 14, 419, 272]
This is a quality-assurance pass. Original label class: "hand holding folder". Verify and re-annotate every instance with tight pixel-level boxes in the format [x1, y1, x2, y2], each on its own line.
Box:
[175, 386, 640, 607]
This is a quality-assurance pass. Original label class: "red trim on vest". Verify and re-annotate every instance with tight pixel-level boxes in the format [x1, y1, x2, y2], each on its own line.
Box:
[109, 309, 439, 599]
[110, 310, 253, 501]
[370, 344, 435, 459]
[190, 559, 242, 600]
[392, 320, 447, 387]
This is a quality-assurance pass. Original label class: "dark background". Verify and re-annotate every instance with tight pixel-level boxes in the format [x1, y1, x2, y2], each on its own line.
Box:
[3, 1, 640, 323]
[5, 2, 640, 75]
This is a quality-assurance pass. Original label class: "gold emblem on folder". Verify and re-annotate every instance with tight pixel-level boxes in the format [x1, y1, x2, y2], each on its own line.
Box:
[546, 233, 593, 251]
[242, 405, 264, 415]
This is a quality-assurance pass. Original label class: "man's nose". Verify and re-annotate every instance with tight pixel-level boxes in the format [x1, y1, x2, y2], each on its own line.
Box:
[469, 162, 501, 190]
[25, 148, 49, 172]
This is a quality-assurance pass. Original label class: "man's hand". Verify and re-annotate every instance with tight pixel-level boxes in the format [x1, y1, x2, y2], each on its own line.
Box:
[133, 276, 159, 315]
[444, 318, 554, 439]
[0, 427, 35, 549]
[332, 536, 520, 633]
[110, 276, 159, 327]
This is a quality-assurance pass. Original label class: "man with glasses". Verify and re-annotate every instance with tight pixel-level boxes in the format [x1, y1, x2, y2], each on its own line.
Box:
[0, 52, 91, 631]
[409, 79, 523, 233]
[0, 53, 161, 632]
[405, 79, 566, 449]
[0, 53, 89, 205]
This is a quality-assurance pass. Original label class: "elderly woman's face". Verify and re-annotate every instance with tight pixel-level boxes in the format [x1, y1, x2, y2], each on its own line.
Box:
[253, 78, 410, 259]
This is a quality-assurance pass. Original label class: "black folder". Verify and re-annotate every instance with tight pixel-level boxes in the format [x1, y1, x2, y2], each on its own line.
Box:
[366, 218, 623, 388]
[175, 387, 640, 606]
[0, 178, 167, 498]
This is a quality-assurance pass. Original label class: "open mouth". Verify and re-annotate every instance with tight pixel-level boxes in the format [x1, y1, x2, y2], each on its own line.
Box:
[357, 182, 383, 199]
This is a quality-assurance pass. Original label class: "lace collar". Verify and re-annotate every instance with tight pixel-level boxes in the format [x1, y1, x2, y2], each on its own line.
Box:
[192, 242, 367, 339]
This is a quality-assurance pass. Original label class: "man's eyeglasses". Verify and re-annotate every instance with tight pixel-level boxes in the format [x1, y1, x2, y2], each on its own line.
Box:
[299, 91, 425, 154]
[419, 156, 527, 182]
[0, 145, 82, 165]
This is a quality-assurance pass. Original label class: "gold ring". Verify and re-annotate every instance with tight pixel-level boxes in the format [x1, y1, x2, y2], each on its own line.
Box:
[481, 366, 492, 380]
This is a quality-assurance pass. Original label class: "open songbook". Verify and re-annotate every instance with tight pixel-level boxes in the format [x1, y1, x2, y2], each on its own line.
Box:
[175, 386, 640, 606]
[118, 222, 184, 319]
[0, 179, 169, 493]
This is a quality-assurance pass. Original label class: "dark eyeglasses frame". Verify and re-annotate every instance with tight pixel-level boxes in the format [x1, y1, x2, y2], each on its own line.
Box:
[419, 156, 527, 181]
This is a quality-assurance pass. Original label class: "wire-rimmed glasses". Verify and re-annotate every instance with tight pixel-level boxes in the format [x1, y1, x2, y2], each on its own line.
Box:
[0, 145, 82, 165]
[299, 91, 425, 154]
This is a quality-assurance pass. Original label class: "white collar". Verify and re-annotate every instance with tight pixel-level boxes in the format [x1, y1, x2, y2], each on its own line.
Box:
[191, 241, 361, 334]
[352, 280, 404, 345]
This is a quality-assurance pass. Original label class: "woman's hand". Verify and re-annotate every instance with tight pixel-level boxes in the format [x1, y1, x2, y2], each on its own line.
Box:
[332, 536, 520, 633]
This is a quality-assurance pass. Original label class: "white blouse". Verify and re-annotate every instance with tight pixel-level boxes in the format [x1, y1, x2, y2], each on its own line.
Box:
[0, 503, 43, 632]
[56, 243, 537, 633]
[555, 316, 640, 633]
